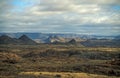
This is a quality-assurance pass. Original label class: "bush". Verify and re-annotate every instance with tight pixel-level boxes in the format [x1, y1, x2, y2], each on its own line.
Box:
[0, 53, 22, 64]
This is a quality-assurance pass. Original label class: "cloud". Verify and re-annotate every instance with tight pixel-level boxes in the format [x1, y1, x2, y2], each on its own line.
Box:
[29, 0, 101, 14]
[0, 0, 120, 35]
[72, 0, 120, 5]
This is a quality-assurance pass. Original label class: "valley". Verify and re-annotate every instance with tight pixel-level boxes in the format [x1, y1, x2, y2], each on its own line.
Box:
[0, 34, 120, 78]
[0, 44, 120, 78]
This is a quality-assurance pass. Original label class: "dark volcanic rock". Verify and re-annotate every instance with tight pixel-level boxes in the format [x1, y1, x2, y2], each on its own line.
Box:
[68, 39, 77, 44]
[0, 35, 20, 44]
[19, 35, 37, 45]
[0, 35, 37, 45]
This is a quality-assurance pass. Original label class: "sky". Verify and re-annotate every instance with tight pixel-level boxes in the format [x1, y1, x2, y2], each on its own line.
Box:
[0, 0, 120, 35]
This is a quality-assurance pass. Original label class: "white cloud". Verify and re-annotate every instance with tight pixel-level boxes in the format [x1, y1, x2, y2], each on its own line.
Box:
[72, 0, 120, 5]
[0, 0, 120, 35]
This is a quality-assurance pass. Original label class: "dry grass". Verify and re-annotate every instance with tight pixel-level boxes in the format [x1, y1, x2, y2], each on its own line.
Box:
[0, 53, 21, 63]
[19, 72, 119, 78]
[0, 45, 120, 78]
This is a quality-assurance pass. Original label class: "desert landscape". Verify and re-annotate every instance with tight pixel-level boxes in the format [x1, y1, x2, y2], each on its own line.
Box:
[0, 0, 120, 78]
[0, 34, 120, 78]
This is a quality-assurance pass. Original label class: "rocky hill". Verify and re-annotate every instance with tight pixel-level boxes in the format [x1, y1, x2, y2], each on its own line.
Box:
[45, 35, 66, 43]
[0, 35, 37, 45]
[68, 39, 77, 44]
[0, 35, 21, 44]
[81, 39, 120, 47]
[19, 35, 37, 45]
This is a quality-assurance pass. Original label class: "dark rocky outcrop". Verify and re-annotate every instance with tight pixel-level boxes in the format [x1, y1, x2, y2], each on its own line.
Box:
[68, 39, 77, 44]
[19, 35, 37, 45]
[0, 35, 21, 44]
[0, 35, 37, 45]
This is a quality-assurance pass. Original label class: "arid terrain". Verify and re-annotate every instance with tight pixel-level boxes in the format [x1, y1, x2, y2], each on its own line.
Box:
[0, 44, 120, 78]
[0, 0, 120, 77]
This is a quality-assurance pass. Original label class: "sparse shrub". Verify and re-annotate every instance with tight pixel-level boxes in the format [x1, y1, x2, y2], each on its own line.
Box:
[0, 53, 21, 64]
[55, 74, 61, 78]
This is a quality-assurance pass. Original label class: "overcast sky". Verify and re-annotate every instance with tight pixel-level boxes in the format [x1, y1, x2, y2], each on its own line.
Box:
[0, 0, 120, 35]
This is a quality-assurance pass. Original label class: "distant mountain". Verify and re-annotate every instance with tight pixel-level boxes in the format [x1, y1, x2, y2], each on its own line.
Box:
[33, 39, 42, 43]
[0, 35, 20, 44]
[0, 33, 120, 45]
[0, 33, 117, 40]
[114, 35, 120, 40]
[0, 35, 37, 45]
[68, 39, 77, 44]
[81, 39, 120, 47]
[45, 35, 66, 43]
[0, 33, 120, 47]
[19, 35, 37, 45]
[0, 33, 48, 39]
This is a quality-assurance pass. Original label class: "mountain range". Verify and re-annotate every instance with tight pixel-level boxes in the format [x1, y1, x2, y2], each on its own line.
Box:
[0, 35, 36, 45]
[0, 33, 117, 40]
[0, 33, 120, 47]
